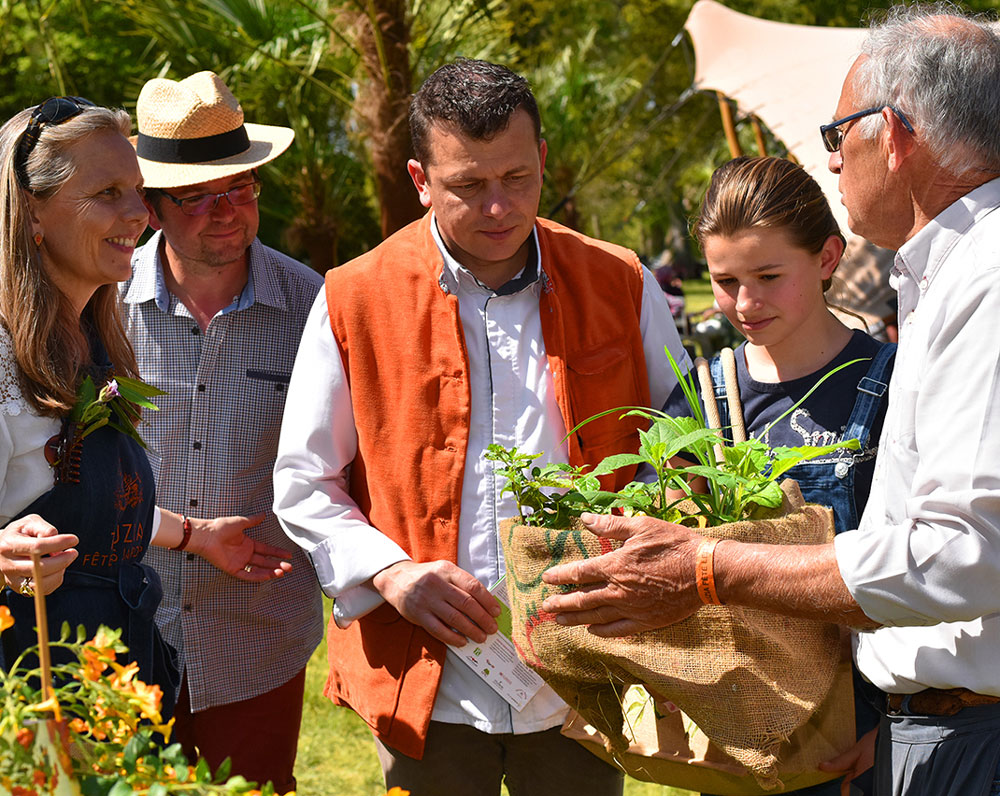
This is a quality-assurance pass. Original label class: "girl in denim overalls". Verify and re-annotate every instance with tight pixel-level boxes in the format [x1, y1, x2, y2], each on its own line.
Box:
[665, 156, 895, 796]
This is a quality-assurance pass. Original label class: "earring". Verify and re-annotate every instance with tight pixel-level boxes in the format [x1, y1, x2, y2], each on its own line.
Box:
[33, 232, 42, 247]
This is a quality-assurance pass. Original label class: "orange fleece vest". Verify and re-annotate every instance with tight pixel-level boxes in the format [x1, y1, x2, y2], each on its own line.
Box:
[323, 212, 650, 758]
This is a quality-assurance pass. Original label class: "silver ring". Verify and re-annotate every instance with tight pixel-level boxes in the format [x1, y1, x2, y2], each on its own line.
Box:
[18, 578, 35, 597]
[244, 565, 253, 573]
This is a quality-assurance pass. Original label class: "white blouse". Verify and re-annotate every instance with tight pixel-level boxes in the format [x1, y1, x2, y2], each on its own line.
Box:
[0, 326, 58, 525]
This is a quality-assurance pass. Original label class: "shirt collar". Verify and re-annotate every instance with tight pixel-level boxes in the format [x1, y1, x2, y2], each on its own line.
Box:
[895, 176, 1000, 289]
[123, 231, 285, 313]
[430, 213, 541, 296]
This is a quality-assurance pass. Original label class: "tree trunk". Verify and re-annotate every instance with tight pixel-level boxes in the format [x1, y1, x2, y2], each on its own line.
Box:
[353, 0, 425, 238]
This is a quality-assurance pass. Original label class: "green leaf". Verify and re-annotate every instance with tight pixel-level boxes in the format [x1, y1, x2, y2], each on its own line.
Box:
[769, 439, 860, 480]
[214, 755, 233, 783]
[195, 755, 213, 781]
[148, 784, 168, 796]
[160, 742, 188, 765]
[71, 376, 97, 422]
[114, 374, 168, 398]
[108, 779, 135, 796]
[745, 480, 784, 508]
[590, 452, 646, 476]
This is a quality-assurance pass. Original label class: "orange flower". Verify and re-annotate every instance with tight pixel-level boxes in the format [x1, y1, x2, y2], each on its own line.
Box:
[108, 660, 140, 688]
[68, 718, 89, 735]
[0, 605, 12, 632]
[78, 646, 109, 681]
[15, 727, 34, 749]
[126, 678, 164, 723]
[386, 789, 411, 796]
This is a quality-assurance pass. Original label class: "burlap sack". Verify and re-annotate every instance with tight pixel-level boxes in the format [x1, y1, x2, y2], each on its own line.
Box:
[500, 480, 842, 791]
[561, 663, 855, 794]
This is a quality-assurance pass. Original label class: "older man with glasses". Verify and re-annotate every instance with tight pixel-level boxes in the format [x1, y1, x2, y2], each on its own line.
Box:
[119, 71, 324, 792]
[540, 7, 1000, 795]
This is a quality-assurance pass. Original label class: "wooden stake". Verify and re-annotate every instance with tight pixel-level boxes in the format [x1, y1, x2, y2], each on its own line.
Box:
[31, 553, 61, 721]
[717, 92, 742, 159]
[750, 116, 767, 157]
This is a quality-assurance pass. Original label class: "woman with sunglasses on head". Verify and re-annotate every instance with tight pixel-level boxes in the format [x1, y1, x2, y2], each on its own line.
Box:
[0, 98, 292, 713]
[664, 156, 895, 796]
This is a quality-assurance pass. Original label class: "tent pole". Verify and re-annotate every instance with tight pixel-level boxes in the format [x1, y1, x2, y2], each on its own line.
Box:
[717, 92, 742, 158]
[751, 116, 767, 156]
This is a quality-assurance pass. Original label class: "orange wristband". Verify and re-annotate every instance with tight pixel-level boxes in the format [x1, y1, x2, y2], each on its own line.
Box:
[695, 537, 723, 606]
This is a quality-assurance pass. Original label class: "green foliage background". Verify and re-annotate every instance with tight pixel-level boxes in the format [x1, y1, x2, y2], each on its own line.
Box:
[12, 0, 997, 273]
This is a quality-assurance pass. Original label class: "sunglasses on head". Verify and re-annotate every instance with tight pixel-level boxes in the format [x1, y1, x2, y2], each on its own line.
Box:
[819, 105, 915, 153]
[14, 96, 97, 188]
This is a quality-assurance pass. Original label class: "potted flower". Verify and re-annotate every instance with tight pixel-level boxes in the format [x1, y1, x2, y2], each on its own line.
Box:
[486, 353, 860, 793]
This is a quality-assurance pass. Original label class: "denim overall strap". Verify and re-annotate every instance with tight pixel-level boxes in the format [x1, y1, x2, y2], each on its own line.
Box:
[708, 354, 732, 443]
[843, 342, 896, 448]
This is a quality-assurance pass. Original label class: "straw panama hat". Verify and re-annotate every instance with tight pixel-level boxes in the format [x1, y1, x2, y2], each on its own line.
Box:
[133, 71, 294, 189]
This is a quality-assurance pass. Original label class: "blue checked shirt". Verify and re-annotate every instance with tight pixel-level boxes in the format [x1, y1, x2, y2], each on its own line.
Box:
[122, 231, 324, 712]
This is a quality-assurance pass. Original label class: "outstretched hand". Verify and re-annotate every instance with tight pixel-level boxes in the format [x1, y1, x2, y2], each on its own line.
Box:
[0, 514, 79, 596]
[819, 727, 877, 795]
[372, 559, 501, 647]
[540, 512, 703, 636]
[190, 515, 294, 582]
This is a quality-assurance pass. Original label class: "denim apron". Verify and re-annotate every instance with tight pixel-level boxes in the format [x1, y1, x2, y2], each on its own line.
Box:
[0, 338, 178, 717]
[705, 342, 896, 796]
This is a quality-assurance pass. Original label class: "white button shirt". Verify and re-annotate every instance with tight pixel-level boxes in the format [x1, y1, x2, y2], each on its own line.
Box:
[275, 217, 688, 733]
[834, 178, 1000, 696]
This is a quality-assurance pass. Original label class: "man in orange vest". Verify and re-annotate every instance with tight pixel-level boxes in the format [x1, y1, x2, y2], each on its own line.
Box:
[274, 58, 688, 796]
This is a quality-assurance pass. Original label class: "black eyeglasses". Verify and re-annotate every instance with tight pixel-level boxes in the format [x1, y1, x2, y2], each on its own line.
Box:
[156, 180, 262, 216]
[819, 105, 915, 153]
[14, 96, 97, 188]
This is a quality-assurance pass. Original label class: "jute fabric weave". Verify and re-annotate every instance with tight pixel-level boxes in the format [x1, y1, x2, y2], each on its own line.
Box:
[500, 481, 839, 790]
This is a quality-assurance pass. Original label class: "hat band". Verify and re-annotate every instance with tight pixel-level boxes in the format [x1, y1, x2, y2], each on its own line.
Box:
[136, 125, 251, 164]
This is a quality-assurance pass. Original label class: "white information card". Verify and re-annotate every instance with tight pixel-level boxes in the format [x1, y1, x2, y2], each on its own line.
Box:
[447, 576, 545, 711]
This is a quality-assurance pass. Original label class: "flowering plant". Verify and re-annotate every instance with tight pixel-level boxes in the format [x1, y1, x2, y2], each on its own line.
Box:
[70, 375, 166, 451]
[0, 607, 290, 796]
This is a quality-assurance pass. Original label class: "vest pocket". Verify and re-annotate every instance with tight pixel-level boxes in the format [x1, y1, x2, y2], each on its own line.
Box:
[566, 341, 643, 460]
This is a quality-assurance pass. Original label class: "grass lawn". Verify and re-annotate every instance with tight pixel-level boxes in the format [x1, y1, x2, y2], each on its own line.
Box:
[294, 604, 694, 796]
[681, 274, 715, 316]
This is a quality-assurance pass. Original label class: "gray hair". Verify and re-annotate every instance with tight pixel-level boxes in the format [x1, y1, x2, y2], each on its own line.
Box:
[852, 4, 1000, 176]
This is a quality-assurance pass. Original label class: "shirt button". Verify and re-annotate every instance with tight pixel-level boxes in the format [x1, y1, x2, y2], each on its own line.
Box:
[189, 498, 198, 508]
[197, 384, 206, 392]
[186, 553, 195, 561]
[274, 383, 284, 392]
[193, 441, 202, 450]
[183, 603, 193, 612]
[191, 327, 200, 335]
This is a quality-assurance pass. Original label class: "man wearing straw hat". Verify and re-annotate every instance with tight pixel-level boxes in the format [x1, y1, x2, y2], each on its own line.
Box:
[120, 71, 324, 791]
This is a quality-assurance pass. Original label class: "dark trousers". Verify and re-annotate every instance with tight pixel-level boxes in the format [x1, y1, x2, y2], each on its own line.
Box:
[172, 667, 306, 793]
[874, 702, 1000, 796]
[374, 721, 624, 796]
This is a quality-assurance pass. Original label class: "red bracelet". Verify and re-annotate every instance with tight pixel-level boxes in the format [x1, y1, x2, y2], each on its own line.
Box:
[695, 537, 723, 606]
[172, 515, 192, 551]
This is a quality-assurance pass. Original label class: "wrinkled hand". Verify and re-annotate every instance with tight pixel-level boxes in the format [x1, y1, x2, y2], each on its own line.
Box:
[191, 515, 293, 582]
[820, 727, 877, 796]
[0, 514, 79, 596]
[540, 512, 703, 636]
[372, 560, 501, 647]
